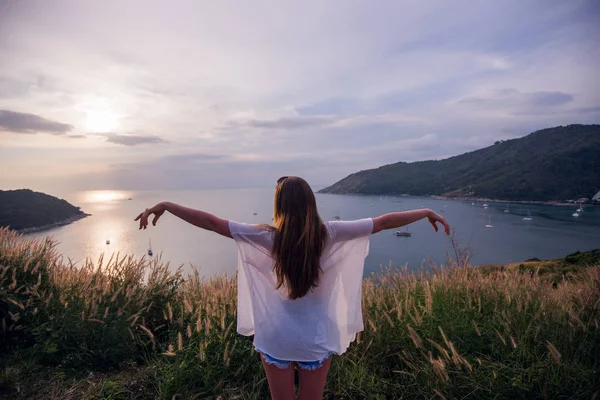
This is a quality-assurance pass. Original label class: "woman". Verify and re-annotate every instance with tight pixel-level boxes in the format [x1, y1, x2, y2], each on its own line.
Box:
[135, 176, 450, 400]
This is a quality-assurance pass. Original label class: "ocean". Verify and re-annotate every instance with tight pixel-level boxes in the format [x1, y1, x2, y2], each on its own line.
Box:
[26, 188, 600, 278]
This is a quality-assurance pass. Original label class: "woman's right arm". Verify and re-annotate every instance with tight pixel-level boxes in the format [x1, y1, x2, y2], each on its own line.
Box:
[372, 209, 450, 234]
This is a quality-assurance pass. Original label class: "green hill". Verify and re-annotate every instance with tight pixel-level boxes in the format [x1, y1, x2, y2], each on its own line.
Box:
[0, 189, 88, 231]
[319, 124, 600, 201]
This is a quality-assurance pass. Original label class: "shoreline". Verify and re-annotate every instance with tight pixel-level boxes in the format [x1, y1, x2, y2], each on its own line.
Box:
[442, 196, 597, 207]
[322, 191, 598, 207]
[16, 213, 91, 234]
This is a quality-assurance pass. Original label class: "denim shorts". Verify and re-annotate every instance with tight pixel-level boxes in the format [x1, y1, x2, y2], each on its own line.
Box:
[259, 350, 334, 371]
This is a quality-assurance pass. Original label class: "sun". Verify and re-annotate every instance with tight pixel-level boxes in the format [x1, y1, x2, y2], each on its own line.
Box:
[84, 109, 119, 132]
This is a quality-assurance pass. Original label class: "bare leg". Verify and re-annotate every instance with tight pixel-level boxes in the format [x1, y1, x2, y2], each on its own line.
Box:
[261, 355, 296, 400]
[297, 355, 332, 400]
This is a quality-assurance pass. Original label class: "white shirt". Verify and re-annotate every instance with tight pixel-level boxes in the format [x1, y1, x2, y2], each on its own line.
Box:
[229, 218, 373, 361]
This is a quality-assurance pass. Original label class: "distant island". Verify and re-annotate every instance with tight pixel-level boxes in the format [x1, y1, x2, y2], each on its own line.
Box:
[0, 189, 89, 232]
[319, 124, 600, 202]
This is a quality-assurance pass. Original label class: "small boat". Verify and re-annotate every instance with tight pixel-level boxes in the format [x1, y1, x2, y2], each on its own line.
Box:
[572, 212, 580, 217]
[253, 212, 257, 215]
[576, 202, 584, 212]
[485, 216, 493, 228]
[504, 204, 510, 213]
[395, 230, 411, 237]
[106, 239, 110, 245]
[483, 203, 489, 208]
[333, 216, 341, 220]
[148, 239, 153, 256]
[523, 209, 532, 221]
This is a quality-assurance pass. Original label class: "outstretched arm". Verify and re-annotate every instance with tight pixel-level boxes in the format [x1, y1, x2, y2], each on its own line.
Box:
[372, 208, 450, 234]
[134, 201, 232, 238]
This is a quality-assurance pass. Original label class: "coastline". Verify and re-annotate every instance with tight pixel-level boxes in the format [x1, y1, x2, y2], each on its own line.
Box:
[395, 193, 596, 207]
[15, 213, 91, 234]
[440, 196, 597, 207]
[324, 192, 597, 207]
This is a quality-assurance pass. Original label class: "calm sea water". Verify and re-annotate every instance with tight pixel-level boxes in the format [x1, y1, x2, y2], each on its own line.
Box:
[27, 189, 600, 278]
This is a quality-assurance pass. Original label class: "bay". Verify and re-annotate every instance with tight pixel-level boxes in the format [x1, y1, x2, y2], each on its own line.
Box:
[27, 188, 600, 277]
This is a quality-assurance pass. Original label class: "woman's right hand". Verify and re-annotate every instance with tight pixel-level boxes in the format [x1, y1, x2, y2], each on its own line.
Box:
[135, 202, 167, 230]
[427, 210, 450, 234]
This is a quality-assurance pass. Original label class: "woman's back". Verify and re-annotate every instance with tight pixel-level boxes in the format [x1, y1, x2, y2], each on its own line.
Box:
[230, 218, 374, 361]
[136, 175, 449, 399]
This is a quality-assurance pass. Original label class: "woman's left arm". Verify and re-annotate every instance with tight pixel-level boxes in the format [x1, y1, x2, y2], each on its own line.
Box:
[135, 201, 232, 238]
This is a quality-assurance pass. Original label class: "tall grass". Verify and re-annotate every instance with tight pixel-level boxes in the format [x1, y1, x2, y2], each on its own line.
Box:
[1, 227, 598, 399]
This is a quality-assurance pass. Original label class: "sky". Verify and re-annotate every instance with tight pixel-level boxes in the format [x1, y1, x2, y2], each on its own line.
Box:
[0, 0, 599, 192]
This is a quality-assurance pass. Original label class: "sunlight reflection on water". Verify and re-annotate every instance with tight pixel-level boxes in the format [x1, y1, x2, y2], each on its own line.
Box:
[25, 189, 600, 278]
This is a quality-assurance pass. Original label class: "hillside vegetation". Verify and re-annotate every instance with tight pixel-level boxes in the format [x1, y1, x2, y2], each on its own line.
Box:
[320, 124, 600, 201]
[0, 189, 87, 231]
[1, 229, 598, 399]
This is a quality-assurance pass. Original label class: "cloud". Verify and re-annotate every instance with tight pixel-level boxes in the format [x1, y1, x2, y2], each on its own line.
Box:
[247, 115, 334, 129]
[528, 91, 574, 107]
[2, 1, 599, 190]
[573, 106, 600, 115]
[0, 77, 31, 98]
[96, 132, 166, 146]
[85, 150, 338, 190]
[231, 112, 429, 131]
[331, 114, 431, 128]
[455, 89, 575, 115]
[161, 153, 227, 163]
[0, 109, 73, 135]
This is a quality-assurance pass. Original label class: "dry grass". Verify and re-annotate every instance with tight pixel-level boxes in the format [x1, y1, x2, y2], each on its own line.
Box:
[1, 227, 599, 399]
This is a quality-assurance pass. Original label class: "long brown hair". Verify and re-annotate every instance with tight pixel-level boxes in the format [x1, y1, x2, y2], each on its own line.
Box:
[272, 176, 327, 299]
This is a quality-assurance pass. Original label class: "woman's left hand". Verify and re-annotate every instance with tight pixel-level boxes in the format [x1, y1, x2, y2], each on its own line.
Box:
[135, 202, 166, 230]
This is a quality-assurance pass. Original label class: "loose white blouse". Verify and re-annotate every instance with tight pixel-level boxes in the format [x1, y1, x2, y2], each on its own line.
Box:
[229, 218, 373, 361]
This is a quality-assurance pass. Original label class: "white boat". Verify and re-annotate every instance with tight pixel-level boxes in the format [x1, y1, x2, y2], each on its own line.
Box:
[572, 212, 580, 217]
[483, 203, 489, 208]
[523, 209, 532, 221]
[395, 230, 411, 237]
[504, 204, 509, 213]
[485, 216, 493, 228]
[148, 239, 153, 256]
[576, 202, 584, 212]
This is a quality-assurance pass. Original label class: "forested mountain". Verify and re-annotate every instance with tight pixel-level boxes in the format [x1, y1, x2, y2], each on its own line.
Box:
[319, 124, 600, 201]
[0, 189, 87, 231]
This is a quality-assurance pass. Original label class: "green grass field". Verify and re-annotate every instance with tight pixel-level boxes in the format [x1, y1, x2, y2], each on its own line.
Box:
[1, 227, 598, 399]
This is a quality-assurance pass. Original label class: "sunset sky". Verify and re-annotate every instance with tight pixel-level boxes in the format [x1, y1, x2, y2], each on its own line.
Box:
[1, 0, 598, 192]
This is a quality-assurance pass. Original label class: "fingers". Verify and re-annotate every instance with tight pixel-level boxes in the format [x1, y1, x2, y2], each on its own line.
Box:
[137, 212, 148, 230]
[136, 208, 162, 230]
[429, 215, 450, 234]
[440, 218, 450, 235]
[429, 220, 438, 232]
